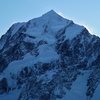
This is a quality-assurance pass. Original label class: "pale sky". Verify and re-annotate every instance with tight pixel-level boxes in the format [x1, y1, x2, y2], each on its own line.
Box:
[0, 0, 100, 36]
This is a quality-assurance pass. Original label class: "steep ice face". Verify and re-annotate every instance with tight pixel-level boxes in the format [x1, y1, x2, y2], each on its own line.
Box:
[24, 10, 72, 40]
[65, 23, 84, 40]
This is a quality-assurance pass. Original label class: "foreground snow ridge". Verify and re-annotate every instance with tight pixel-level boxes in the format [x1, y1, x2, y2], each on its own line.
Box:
[0, 10, 100, 100]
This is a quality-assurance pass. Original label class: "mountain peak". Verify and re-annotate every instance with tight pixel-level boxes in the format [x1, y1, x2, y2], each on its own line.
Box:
[42, 10, 62, 19]
[0, 10, 100, 100]
[43, 10, 57, 14]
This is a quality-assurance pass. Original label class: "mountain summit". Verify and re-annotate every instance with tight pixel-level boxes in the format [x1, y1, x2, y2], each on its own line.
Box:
[0, 10, 100, 100]
[42, 10, 60, 17]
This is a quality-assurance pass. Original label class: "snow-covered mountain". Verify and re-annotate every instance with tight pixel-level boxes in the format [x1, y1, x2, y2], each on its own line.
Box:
[0, 10, 100, 100]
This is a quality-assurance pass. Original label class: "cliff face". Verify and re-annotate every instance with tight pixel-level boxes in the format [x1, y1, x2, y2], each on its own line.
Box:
[0, 10, 100, 100]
